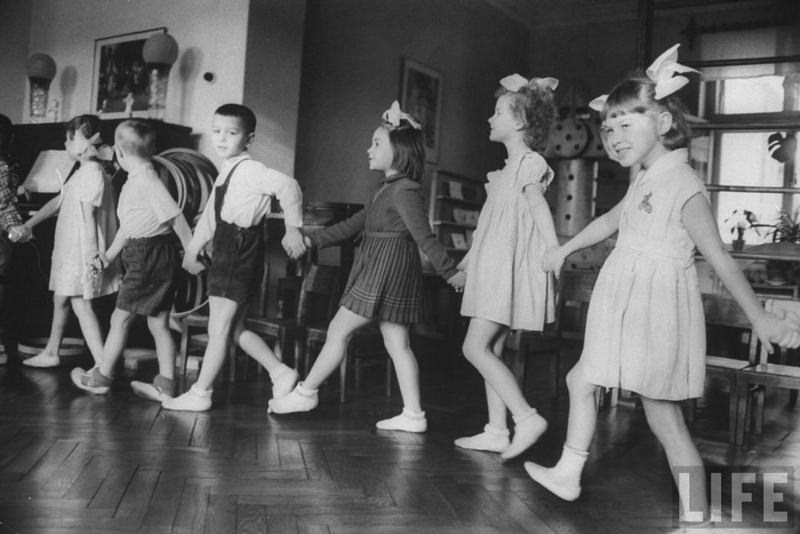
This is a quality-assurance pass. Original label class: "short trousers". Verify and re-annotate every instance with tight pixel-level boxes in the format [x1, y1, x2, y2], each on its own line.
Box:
[116, 234, 179, 316]
[207, 222, 264, 303]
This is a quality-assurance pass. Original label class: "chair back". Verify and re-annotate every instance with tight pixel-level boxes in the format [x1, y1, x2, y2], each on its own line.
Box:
[702, 293, 758, 363]
[296, 264, 342, 325]
[554, 270, 597, 340]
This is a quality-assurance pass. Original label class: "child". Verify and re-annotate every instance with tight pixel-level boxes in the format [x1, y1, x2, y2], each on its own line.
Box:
[71, 119, 193, 399]
[454, 75, 560, 460]
[22, 114, 121, 368]
[162, 103, 306, 412]
[0, 114, 31, 365]
[268, 101, 465, 433]
[528, 45, 800, 523]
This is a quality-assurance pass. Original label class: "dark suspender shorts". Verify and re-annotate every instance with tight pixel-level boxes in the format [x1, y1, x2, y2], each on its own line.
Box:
[116, 234, 179, 316]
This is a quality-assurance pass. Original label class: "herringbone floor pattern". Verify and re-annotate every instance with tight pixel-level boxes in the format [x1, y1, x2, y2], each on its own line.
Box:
[0, 340, 798, 533]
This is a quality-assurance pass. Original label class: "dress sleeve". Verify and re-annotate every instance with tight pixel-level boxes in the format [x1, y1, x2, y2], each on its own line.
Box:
[307, 208, 367, 248]
[516, 153, 554, 194]
[675, 169, 707, 210]
[394, 181, 458, 280]
[76, 164, 105, 207]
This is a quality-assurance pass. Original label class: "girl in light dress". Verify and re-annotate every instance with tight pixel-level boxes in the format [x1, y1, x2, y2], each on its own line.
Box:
[528, 45, 800, 526]
[23, 115, 121, 368]
[268, 101, 465, 433]
[455, 74, 560, 460]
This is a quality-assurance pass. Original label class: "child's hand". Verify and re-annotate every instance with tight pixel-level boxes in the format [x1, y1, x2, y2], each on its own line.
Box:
[87, 252, 109, 275]
[753, 311, 800, 352]
[542, 247, 566, 274]
[8, 225, 31, 242]
[282, 227, 307, 259]
[447, 271, 466, 293]
[182, 256, 206, 275]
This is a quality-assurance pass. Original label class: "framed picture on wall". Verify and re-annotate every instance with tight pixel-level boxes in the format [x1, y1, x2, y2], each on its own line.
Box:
[91, 28, 165, 119]
[400, 58, 443, 163]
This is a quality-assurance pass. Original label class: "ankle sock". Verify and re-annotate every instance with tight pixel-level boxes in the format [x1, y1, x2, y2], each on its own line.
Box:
[524, 444, 588, 501]
[161, 384, 213, 412]
[269, 365, 299, 399]
[267, 382, 318, 414]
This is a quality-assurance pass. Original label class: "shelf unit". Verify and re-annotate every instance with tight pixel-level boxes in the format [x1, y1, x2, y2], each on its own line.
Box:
[427, 170, 486, 261]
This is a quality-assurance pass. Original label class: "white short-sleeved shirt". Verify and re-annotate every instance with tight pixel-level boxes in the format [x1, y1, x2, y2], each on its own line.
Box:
[117, 162, 182, 239]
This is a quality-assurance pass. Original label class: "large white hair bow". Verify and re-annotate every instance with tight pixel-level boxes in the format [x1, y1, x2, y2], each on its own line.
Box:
[382, 100, 422, 130]
[499, 74, 559, 93]
[80, 132, 114, 161]
[589, 43, 699, 111]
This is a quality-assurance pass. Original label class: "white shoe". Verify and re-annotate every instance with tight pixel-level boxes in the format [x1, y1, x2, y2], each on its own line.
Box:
[524, 461, 582, 501]
[131, 375, 176, 402]
[501, 410, 548, 460]
[270, 366, 299, 399]
[161, 385, 212, 412]
[375, 410, 427, 433]
[70, 367, 112, 395]
[267, 383, 318, 414]
[454, 424, 510, 452]
[23, 353, 60, 368]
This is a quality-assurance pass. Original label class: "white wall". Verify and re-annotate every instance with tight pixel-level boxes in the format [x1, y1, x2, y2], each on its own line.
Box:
[21, 0, 250, 156]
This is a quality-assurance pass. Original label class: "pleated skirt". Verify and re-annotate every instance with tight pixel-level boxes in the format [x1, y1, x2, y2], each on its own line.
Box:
[340, 233, 423, 324]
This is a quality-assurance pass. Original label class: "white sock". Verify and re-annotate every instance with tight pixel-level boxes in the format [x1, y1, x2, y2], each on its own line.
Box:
[501, 409, 548, 460]
[267, 382, 319, 414]
[524, 444, 588, 501]
[269, 365, 298, 399]
[161, 384, 213, 412]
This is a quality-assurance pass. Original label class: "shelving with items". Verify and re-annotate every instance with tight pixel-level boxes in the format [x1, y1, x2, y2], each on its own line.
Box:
[427, 170, 485, 256]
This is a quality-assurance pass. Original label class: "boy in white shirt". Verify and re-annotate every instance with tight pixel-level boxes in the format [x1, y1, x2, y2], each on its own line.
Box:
[163, 104, 306, 411]
[72, 120, 193, 397]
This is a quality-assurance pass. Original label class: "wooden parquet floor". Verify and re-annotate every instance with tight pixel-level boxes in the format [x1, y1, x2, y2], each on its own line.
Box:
[0, 340, 798, 533]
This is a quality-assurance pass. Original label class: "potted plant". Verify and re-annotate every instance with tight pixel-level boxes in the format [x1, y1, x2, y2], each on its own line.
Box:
[724, 209, 758, 251]
[748, 208, 800, 284]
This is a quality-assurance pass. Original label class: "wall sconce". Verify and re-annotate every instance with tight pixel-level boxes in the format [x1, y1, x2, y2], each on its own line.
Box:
[142, 33, 179, 120]
[26, 53, 56, 123]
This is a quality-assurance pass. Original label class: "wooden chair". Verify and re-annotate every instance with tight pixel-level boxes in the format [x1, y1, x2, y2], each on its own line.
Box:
[244, 274, 304, 371]
[505, 269, 597, 400]
[699, 292, 760, 444]
[734, 298, 800, 445]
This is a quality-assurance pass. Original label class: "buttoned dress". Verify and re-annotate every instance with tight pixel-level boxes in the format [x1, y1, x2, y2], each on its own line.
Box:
[461, 151, 555, 331]
[580, 149, 707, 400]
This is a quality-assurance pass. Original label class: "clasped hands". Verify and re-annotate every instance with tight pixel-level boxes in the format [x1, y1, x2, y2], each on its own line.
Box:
[7, 224, 33, 243]
[282, 227, 308, 260]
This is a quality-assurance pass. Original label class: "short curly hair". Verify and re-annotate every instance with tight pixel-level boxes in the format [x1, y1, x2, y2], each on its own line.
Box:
[600, 76, 692, 150]
[495, 83, 557, 149]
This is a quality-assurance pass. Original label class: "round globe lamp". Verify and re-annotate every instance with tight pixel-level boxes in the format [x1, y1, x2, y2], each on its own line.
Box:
[142, 33, 179, 120]
[26, 53, 56, 123]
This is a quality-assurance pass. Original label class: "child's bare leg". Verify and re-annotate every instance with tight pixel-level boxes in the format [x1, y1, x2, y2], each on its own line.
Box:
[268, 307, 369, 414]
[161, 297, 238, 412]
[462, 318, 546, 459]
[640, 397, 708, 523]
[71, 307, 135, 395]
[147, 311, 175, 380]
[98, 308, 136, 377]
[24, 294, 70, 367]
[69, 297, 105, 366]
[455, 333, 511, 452]
[233, 313, 297, 398]
[525, 362, 596, 501]
[374, 322, 427, 433]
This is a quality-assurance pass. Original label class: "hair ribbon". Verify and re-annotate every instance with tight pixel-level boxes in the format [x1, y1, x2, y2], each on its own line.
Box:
[382, 100, 422, 130]
[499, 74, 559, 93]
[589, 43, 699, 112]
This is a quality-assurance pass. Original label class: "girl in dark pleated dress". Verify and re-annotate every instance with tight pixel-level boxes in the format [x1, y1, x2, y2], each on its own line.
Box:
[268, 101, 465, 432]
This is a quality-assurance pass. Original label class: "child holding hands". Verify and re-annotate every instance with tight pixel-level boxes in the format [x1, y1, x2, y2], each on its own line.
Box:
[268, 101, 464, 433]
[71, 119, 192, 398]
[455, 75, 560, 459]
[0, 114, 32, 365]
[528, 45, 800, 525]
[23, 114, 121, 368]
[163, 103, 306, 412]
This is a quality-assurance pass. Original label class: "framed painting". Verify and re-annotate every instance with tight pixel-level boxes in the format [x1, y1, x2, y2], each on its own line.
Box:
[91, 28, 165, 119]
[400, 58, 443, 163]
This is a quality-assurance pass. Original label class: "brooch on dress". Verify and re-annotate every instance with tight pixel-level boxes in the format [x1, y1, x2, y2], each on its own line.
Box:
[638, 192, 653, 213]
